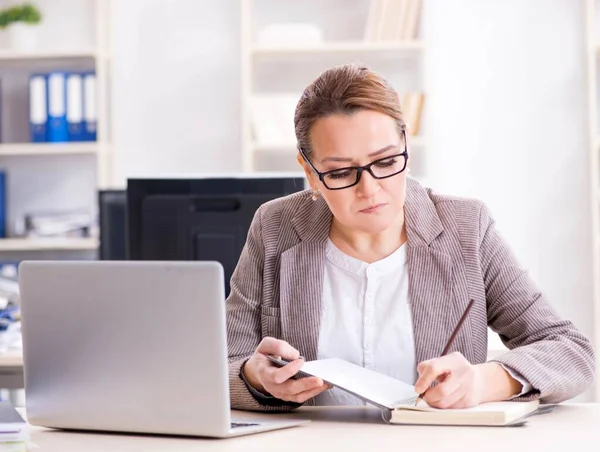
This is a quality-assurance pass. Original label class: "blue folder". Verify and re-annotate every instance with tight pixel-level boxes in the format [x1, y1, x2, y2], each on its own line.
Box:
[46, 72, 69, 142]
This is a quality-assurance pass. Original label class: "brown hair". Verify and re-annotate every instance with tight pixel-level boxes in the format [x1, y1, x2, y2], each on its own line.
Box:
[294, 63, 406, 159]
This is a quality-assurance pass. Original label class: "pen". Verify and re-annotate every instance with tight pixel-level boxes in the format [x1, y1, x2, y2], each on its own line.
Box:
[415, 299, 475, 406]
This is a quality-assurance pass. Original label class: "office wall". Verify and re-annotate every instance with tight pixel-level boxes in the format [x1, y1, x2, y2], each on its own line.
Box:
[424, 0, 593, 400]
[110, 0, 243, 185]
[423, 0, 593, 333]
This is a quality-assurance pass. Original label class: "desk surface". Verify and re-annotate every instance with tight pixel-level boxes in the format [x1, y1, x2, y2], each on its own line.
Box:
[22, 403, 600, 451]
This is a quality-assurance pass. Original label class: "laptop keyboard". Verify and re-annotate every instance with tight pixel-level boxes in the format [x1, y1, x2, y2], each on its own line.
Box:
[231, 422, 259, 428]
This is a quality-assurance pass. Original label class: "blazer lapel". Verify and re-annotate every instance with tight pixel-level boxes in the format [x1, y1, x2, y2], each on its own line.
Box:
[405, 178, 470, 364]
[279, 196, 331, 361]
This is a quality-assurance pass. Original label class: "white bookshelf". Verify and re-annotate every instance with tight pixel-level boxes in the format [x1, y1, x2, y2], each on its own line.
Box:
[251, 40, 425, 56]
[241, 0, 427, 174]
[585, 0, 600, 401]
[0, 237, 98, 251]
[0, 50, 96, 61]
[251, 135, 427, 154]
[0, 0, 113, 256]
[0, 143, 98, 156]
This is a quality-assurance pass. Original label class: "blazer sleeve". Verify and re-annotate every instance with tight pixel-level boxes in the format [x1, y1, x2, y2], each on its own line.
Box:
[226, 206, 300, 412]
[479, 203, 596, 404]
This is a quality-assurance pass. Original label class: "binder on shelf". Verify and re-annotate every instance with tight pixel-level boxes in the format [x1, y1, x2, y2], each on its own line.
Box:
[82, 72, 97, 142]
[46, 72, 69, 143]
[66, 73, 84, 142]
[29, 74, 47, 143]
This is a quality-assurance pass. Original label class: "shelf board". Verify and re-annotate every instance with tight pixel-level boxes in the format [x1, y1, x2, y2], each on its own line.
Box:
[252, 135, 426, 153]
[0, 350, 23, 367]
[0, 50, 96, 61]
[0, 142, 98, 156]
[0, 237, 98, 251]
[252, 40, 425, 56]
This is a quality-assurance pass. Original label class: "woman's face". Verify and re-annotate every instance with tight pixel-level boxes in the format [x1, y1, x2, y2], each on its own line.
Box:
[299, 109, 408, 235]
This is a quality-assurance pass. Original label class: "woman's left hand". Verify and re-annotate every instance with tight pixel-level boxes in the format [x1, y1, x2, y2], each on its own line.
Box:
[414, 351, 485, 409]
[415, 352, 524, 409]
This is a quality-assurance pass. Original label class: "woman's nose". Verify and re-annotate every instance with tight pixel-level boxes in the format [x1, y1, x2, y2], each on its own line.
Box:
[356, 170, 380, 198]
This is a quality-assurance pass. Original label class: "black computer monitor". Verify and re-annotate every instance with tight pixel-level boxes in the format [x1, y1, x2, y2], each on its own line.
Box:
[98, 190, 127, 260]
[126, 176, 306, 296]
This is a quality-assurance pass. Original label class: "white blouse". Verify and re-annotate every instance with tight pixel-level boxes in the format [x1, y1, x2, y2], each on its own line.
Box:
[314, 239, 416, 406]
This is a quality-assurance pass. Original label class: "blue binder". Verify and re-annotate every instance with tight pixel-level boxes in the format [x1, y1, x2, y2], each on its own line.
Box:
[29, 74, 47, 143]
[82, 72, 97, 141]
[46, 72, 69, 142]
[66, 72, 84, 142]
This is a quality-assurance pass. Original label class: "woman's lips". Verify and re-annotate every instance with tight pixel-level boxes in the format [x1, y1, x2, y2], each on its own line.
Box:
[359, 203, 386, 214]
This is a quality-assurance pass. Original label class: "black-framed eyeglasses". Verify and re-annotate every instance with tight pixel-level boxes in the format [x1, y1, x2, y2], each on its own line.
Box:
[299, 130, 409, 190]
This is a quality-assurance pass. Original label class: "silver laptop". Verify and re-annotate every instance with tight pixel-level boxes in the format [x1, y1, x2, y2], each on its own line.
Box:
[18, 260, 308, 438]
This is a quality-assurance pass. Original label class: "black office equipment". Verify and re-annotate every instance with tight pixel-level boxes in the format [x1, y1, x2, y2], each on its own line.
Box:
[98, 190, 127, 260]
[126, 176, 306, 296]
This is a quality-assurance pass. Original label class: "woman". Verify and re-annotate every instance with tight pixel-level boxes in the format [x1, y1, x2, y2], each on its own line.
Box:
[227, 63, 595, 411]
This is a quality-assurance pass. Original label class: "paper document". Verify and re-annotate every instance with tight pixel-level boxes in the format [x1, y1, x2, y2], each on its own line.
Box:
[301, 358, 418, 409]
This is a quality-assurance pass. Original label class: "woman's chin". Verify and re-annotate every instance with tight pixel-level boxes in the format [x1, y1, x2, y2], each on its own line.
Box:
[353, 219, 396, 235]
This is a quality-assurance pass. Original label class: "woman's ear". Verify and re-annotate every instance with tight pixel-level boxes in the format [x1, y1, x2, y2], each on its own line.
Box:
[297, 153, 316, 187]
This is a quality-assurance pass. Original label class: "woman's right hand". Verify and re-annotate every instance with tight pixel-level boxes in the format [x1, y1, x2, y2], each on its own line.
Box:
[242, 337, 330, 403]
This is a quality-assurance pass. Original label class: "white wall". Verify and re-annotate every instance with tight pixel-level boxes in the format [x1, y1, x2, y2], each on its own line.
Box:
[110, 0, 243, 186]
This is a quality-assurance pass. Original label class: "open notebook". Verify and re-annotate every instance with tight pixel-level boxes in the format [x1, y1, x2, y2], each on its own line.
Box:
[268, 356, 541, 426]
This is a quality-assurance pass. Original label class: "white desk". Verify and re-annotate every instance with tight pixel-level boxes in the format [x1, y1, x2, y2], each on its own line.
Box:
[21, 403, 600, 451]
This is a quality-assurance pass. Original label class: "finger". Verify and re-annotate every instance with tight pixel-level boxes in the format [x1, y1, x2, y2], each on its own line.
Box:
[285, 376, 326, 395]
[257, 337, 300, 360]
[414, 353, 464, 394]
[415, 363, 451, 394]
[271, 377, 327, 402]
[424, 374, 462, 406]
[427, 384, 465, 409]
[416, 360, 430, 376]
[286, 381, 331, 404]
[262, 358, 305, 385]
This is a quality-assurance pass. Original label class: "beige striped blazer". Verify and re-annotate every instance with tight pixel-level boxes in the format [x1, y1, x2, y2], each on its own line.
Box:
[226, 177, 595, 411]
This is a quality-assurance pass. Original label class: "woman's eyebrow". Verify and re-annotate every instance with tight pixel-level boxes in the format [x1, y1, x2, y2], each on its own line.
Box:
[320, 144, 397, 164]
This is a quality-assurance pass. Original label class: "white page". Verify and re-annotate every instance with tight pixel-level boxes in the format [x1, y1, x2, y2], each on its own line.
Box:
[301, 358, 418, 409]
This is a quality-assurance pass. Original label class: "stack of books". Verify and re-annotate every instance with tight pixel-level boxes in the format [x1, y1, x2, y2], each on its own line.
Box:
[22, 209, 93, 238]
[364, 0, 422, 42]
[401, 92, 424, 136]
